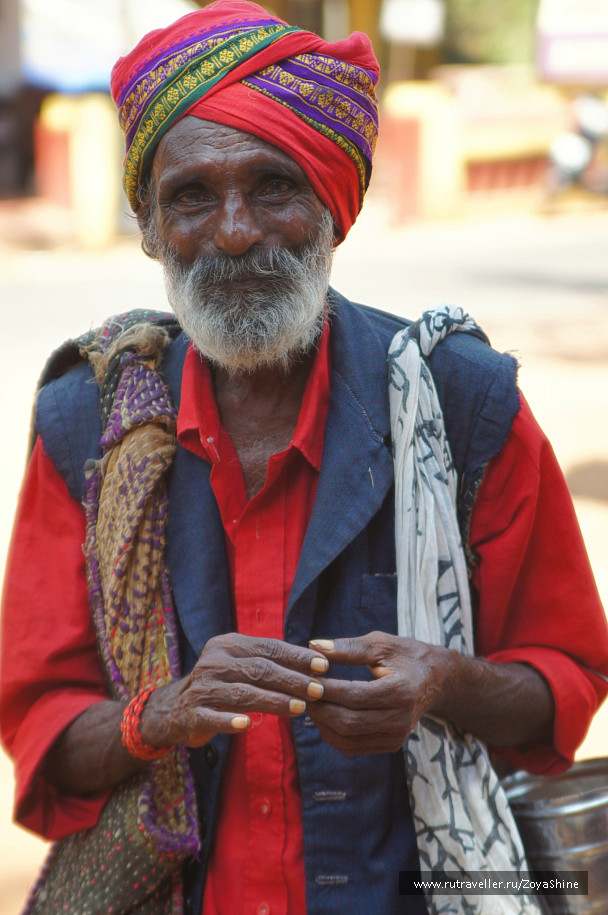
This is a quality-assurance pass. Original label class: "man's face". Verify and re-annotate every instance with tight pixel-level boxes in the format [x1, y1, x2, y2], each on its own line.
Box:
[140, 118, 335, 374]
[147, 116, 330, 264]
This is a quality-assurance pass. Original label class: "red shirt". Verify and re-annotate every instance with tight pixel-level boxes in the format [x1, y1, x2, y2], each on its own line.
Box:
[178, 327, 331, 915]
[2, 329, 607, 912]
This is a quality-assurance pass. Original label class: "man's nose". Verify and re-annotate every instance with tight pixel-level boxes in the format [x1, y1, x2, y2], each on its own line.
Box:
[213, 196, 265, 256]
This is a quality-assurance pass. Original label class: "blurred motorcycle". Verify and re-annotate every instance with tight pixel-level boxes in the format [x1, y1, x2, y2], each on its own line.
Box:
[546, 94, 608, 197]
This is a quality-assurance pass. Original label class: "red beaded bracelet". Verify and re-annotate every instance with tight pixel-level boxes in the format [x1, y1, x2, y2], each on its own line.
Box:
[121, 685, 173, 761]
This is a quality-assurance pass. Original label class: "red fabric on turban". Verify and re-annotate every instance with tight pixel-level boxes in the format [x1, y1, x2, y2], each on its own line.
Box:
[110, 0, 379, 240]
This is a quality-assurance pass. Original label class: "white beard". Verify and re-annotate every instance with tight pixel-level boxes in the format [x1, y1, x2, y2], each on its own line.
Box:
[159, 208, 335, 374]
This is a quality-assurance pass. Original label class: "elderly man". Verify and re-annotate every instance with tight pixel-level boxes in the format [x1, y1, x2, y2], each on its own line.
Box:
[2, 3, 607, 915]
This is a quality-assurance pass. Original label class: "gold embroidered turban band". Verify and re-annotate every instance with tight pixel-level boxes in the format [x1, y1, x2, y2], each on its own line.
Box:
[110, 0, 380, 240]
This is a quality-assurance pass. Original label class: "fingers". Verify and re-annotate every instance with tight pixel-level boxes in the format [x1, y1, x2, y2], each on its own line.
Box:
[222, 656, 326, 701]
[174, 691, 311, 748]
[178, 710, 250, 749]
[299, 633, 441, 757]
[158, 633, 422, 751]
[306, 632, 403, 708]
[192, 651, 327, 711]
[168, 635, 331, 748]
[313, 676, 382, 709]
[308, 700, 405, 736]
[194, 680, 313, 717]
[307, 703, 409, 756]
[212, 633, 329, 676]
[309, 631, 395, 670]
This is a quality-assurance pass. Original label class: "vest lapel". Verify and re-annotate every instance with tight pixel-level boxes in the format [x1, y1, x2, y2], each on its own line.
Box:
[164, 334, 233, 660]
[166, 446, 233, 660]
[287, 294, 395, 617]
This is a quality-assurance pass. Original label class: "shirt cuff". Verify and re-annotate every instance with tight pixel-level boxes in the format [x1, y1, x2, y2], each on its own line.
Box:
[485, 646, 602, 776]
[11, 689, 110, 840]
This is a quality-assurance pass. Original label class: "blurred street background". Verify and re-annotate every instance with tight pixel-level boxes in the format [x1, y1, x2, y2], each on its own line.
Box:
[1, 1, 607, 913]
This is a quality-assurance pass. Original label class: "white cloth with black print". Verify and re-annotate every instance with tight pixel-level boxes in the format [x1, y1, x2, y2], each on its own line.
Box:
[389, 306, 540, 915]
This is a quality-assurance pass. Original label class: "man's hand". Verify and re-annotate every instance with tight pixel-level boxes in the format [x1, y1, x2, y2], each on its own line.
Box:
[306, 631, 555, 757]
[45, 634, 328, 796]
[142, 634, 329, 749]
[305, 632, 444, 756]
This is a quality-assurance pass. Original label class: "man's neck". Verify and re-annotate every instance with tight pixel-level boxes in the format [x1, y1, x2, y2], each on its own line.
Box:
[212, 353, 315, 498]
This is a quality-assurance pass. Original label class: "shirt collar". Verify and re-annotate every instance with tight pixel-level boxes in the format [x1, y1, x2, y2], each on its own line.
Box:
[177, 320, 332, 471]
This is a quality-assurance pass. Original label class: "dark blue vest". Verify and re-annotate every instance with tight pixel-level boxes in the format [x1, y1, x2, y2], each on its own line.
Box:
[35, 291, 519, 915]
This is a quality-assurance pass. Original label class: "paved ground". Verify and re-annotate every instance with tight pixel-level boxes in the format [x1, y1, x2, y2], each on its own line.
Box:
[0, 197, 607, 913]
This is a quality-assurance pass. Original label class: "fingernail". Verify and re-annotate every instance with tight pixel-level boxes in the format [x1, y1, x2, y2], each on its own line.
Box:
[309, 639, 335, 651]
[310, 656, 329, 674]
[289, 698, 307, 715]
[307, 681, 324, 700]
[231, 716, 250, 730]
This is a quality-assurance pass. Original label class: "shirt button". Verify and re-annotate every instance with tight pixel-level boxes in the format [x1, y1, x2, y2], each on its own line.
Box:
[256, 904, 270, 915]
[260, 798, 271, 816]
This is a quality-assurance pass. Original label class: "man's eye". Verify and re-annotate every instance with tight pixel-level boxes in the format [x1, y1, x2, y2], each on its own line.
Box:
[174, 187, 210, 206]
[260, 179, 294, 198]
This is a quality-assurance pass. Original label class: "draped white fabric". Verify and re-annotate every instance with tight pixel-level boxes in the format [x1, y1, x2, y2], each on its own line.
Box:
[389, 306, 540, 915]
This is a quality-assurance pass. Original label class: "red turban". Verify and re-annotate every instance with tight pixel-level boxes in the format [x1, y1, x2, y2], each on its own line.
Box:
[110, 0, 379, 241]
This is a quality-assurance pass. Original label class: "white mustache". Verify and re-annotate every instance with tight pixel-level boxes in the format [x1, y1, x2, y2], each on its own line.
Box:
[159, 208, 336, 374]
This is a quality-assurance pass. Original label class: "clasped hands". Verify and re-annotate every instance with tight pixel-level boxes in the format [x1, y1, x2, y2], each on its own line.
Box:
[141, 631, 446, 757]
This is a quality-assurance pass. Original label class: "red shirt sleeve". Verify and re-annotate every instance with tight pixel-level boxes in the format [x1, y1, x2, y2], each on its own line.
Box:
[0, 438, 110, 840]
[470, 397, 608, 775]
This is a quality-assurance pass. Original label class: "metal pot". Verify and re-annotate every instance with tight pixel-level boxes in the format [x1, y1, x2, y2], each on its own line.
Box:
[502, 757, 608, 915]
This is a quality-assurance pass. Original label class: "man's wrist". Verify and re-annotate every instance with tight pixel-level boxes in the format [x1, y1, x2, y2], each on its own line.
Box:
[422, 645, 464, 721]
[121, 686, 175, 760]
[137, 680, 183, 750]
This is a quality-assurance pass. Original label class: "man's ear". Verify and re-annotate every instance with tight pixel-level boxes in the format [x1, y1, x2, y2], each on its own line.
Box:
[136, 179, 159, 259]
[140, 233, 158, 260]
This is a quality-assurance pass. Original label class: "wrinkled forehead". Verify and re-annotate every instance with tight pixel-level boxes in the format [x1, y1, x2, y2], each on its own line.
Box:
[150, 117, 310, 188]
